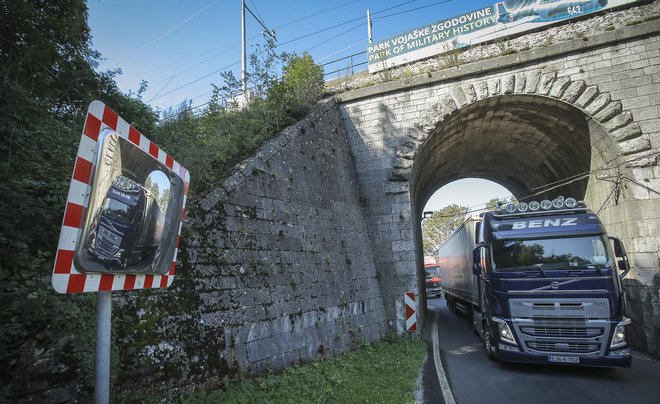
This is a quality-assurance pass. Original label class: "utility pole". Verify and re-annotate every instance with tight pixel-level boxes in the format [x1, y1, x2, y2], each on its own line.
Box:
[367, 9, 372, 43]
[241, 0, 247, 94]
[241, 0, 275, 97]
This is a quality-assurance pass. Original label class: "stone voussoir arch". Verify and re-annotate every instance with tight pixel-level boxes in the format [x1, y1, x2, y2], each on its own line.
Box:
[388, 69, 654, 183]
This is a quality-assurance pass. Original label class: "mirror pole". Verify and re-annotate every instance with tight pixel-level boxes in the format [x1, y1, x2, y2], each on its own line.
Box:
[95, 291, 112, 404]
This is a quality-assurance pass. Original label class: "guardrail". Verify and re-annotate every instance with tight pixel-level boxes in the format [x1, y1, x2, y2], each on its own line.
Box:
[322, 51, 368, 79]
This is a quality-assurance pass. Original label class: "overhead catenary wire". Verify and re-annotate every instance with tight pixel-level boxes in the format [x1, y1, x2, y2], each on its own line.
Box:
[149, 0, 454, 111]
[515, 150, 660, 204]
[120, 0, 460, 111]
[622, 174, 660, 196]
[138, 1, 356, 96]
[103, 0, 220, 68]
[596, 182, 620, 215]
[145, 44, 239, 90]
[273, 0, 358, 30]
[147, 76, 176, 103]
[248, 0, 266, 26]
[306, 22, 364, 52]
[149, 60, 241, 103]
[160, 100, 212, 122]
[126, 42, 240, 80]
[147, 1, 370, 110]
[425, 150, 660, 220]
[317, 40, 366, 62]
[276, 0, 425, 47]
[374, 0, 452, 20]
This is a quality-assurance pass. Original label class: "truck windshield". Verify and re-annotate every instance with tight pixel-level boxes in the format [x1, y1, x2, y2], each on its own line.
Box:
[102, 197, 134, 221]
[425, 266, 440, 278]
[491, 235, 614, 271]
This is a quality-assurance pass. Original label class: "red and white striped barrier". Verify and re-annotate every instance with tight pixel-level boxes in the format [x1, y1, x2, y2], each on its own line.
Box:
[405, 292, 417, 332]
[51, 101, 189, 294]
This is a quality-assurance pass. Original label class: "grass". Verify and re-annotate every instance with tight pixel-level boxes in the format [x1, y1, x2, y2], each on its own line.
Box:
[183, 336, 426, 404]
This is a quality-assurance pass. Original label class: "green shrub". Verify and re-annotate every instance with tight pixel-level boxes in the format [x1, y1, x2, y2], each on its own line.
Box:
[276, 53, 325, 116]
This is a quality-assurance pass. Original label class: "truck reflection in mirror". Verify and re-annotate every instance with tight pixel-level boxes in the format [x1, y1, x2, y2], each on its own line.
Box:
[87, 173, 165, 270]
[74, 129, 185, 275]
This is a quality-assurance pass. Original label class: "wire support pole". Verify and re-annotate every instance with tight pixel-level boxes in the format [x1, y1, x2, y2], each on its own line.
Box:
[241, 0, 247, 94]
[367, 9, 372, 43]
[245, 5, 275, 39]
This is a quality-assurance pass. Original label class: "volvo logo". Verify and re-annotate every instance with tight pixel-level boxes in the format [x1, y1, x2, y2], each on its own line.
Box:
[532, 279, 580, 292]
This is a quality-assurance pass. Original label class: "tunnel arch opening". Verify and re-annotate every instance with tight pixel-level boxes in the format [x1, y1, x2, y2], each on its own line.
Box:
[410, 94, 601, 319]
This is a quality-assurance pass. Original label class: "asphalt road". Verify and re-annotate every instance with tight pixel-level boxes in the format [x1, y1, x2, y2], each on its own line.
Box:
[422, 296, 660, 404]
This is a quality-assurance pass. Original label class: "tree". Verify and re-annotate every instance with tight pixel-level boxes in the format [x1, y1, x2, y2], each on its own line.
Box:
[0, 1, 156, 399]
[421, 204, 469, 257]
[153, 45, 325, 199]
[485, 196, 515, 210]
[277, 52, 325, 116]
[485, 198, 501, 210]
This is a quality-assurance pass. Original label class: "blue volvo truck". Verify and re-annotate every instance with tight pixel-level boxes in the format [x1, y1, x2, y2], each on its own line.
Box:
[87, 175, 164, 271]
[438, 197, 632, 367]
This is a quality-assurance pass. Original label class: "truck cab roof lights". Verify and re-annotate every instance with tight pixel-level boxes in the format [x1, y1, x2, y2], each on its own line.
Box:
[552, 197, 565, 208]
[494, 197, 587, 216]
[112, 175, 139, 192]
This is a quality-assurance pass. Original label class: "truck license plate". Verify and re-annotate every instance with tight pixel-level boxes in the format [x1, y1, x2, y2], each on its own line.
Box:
[548, 355, 580, 364]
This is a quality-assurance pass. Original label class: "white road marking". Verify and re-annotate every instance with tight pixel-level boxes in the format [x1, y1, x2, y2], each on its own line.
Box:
[432, 311, 456, 404]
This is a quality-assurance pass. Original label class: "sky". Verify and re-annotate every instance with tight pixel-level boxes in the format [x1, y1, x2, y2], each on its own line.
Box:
[86, 0, 509, 211]
[425, 179, 512, 212]
[87, 0, 497, 112]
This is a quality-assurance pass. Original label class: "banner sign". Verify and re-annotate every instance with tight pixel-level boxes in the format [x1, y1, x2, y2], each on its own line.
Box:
[367, 0, 643, 73]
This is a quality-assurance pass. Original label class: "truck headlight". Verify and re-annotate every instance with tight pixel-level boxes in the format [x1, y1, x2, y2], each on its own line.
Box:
[610, 317, 631, 349]
[493, 318, 517, 346]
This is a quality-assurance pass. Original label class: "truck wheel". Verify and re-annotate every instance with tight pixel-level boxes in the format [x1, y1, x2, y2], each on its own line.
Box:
[483, 322, 497, 361]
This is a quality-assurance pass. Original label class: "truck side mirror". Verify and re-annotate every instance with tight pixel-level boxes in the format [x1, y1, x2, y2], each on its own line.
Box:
[609, 236, 631, 280]
[472, 243, 486, 275]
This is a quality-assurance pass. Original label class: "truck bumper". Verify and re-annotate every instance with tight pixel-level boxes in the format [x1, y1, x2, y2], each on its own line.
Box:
[494, 346, 632, 368]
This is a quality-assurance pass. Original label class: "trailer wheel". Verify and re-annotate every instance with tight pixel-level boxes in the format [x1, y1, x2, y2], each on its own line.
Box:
[448, 296, 456, 314]
[483, 321, 497, 361]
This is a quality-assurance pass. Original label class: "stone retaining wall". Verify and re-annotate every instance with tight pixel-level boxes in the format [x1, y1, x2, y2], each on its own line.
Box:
[113, 99, 387, 397]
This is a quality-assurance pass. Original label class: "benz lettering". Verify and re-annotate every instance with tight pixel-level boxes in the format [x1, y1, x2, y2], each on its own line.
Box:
[512, 217, 578, 229]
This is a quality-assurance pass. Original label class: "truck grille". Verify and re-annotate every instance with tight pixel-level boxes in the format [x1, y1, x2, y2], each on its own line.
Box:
[520, 325, 603, 338]
[510, 298, 611, 356]
[91, 224, 121, 259]
[526, 341, 600, 354]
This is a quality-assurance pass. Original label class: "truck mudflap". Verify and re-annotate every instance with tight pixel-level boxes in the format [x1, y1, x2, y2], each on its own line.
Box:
[493, 347, 632, 368]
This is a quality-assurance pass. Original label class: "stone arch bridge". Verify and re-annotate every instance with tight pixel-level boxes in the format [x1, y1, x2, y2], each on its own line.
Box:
[123, 10, 659, 390]
[335, 16, 659, 352]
